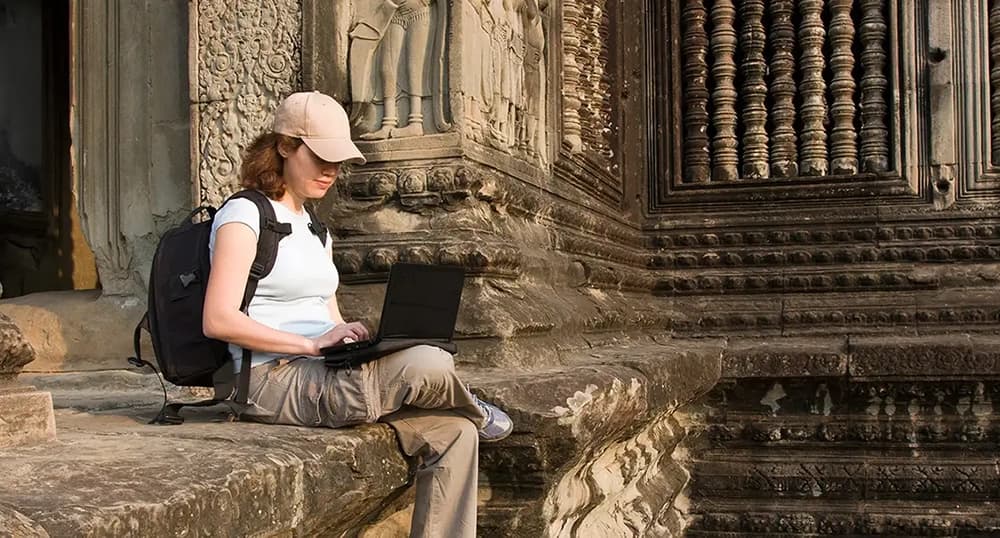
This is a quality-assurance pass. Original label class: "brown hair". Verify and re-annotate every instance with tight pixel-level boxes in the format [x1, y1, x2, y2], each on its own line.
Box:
[239, 133, 304, 200]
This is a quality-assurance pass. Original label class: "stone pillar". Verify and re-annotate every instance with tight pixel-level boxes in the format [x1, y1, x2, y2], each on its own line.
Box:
[0, 313, 55, 448]
[74, 0, 192, 297]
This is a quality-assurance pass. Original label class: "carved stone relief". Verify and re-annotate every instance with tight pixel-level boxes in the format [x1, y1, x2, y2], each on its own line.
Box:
[460, 0, 549, 165]
[686, 372, 1000, 536]
[669, 0, 893, 185]
[194, 0, 301, 206]
[345, 0, 450, 141]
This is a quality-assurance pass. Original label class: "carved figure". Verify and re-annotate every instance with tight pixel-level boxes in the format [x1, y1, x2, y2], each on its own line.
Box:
[459, 0, 547, 163]
[462, 0, 492, 142]
[520, 0, 546, 163]
[349, 0, 450, 140]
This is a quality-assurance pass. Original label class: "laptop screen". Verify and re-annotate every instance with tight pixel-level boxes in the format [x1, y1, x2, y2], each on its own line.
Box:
[377, 263, 466, 340]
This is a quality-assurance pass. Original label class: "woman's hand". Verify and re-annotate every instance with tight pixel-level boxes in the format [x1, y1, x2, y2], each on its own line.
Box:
[309, 322, 371, 355]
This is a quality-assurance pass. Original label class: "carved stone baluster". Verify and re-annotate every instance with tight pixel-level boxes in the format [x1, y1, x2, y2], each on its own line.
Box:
[740, 0, 769, 179]
[830, 0, 858, 174]
[562, 0, 584, 153]
[860, 0, 890, 172]
[799, 0, 829, 176]
[598, 8, 615, 160]
[990, 0, 1000, 164]
[578, 6, 596, 151]
[711, 0, 739, 181]
[768, 0, 798, 177]
[682, 0, 711, 182]
[584, 6, 603, 153]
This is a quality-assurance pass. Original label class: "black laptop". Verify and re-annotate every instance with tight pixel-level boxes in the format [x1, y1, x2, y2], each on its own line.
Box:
[321, 263, 466, 357]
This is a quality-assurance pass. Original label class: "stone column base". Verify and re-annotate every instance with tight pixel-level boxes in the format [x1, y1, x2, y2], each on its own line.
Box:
[0, 385, 56, 448]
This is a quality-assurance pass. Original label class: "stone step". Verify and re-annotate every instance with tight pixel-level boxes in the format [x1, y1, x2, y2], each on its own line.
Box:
[685, 499, 1000, 537]
[0, 407, 411, 537]
[0, 339, 723, 536]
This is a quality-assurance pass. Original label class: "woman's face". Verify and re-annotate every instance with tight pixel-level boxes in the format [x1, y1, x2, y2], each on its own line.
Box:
[282, 143, 341, 200]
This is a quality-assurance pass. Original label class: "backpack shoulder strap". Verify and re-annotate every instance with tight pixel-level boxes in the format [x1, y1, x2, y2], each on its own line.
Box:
[226, 189, 291, 288]
[304, 203, 329, 246]
[222, 189, 292, 406]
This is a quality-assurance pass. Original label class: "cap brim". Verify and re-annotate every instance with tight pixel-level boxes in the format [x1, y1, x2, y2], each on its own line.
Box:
[302, 137, 367, 165]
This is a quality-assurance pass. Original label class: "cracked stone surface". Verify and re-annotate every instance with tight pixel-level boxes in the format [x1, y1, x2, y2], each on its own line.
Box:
[0, 339, 722, 537]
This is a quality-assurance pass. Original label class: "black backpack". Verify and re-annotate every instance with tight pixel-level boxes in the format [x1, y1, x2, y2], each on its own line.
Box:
[129, 189, 328, 424]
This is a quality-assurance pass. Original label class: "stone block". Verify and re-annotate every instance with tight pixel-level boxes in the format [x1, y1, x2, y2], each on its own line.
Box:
[0, 290, 149, 373]
[0, 411, 410, 537]
[0, 386, 56, 448]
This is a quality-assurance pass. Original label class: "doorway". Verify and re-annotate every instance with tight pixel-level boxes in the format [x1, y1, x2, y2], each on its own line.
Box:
[0, 0, 96, 299]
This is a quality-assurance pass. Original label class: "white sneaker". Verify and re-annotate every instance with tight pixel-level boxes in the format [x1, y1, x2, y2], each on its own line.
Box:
[472, 394, 513, 442]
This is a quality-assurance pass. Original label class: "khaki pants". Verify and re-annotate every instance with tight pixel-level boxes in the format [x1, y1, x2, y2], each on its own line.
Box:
[223, 345, 486, 538]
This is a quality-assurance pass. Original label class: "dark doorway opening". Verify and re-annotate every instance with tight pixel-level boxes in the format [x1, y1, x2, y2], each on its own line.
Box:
[0, 0, 94, 298]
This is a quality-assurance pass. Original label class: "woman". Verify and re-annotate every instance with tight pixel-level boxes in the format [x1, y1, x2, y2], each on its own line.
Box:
[202, 91, 512, 537]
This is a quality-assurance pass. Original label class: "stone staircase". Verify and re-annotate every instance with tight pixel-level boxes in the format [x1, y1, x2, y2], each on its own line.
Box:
[682, 336, 1000, 537]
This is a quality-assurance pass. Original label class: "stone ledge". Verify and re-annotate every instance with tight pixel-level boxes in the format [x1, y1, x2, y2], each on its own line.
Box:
[0, 339, 722, 537]
[0, 408, 411, 537]
[721, 335, 1000, 379]
[466, 339, 725, 536]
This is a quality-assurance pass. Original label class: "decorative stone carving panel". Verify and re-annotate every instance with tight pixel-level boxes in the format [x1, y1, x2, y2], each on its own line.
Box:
[344, 0, 451, 141]
[193, 0, 300, 206]
[555, 0, 625, 208]
[647, 0, 920, 210]
[457, 0, 550, 166]
[686, 372, 1000, 535]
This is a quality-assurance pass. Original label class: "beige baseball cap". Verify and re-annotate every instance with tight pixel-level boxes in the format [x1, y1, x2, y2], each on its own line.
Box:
[272, 91, 367, 165]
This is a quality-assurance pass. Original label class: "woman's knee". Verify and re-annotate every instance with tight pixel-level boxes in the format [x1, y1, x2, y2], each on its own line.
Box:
[398, 346, 456, 383]
[437, 414, 480, 453]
